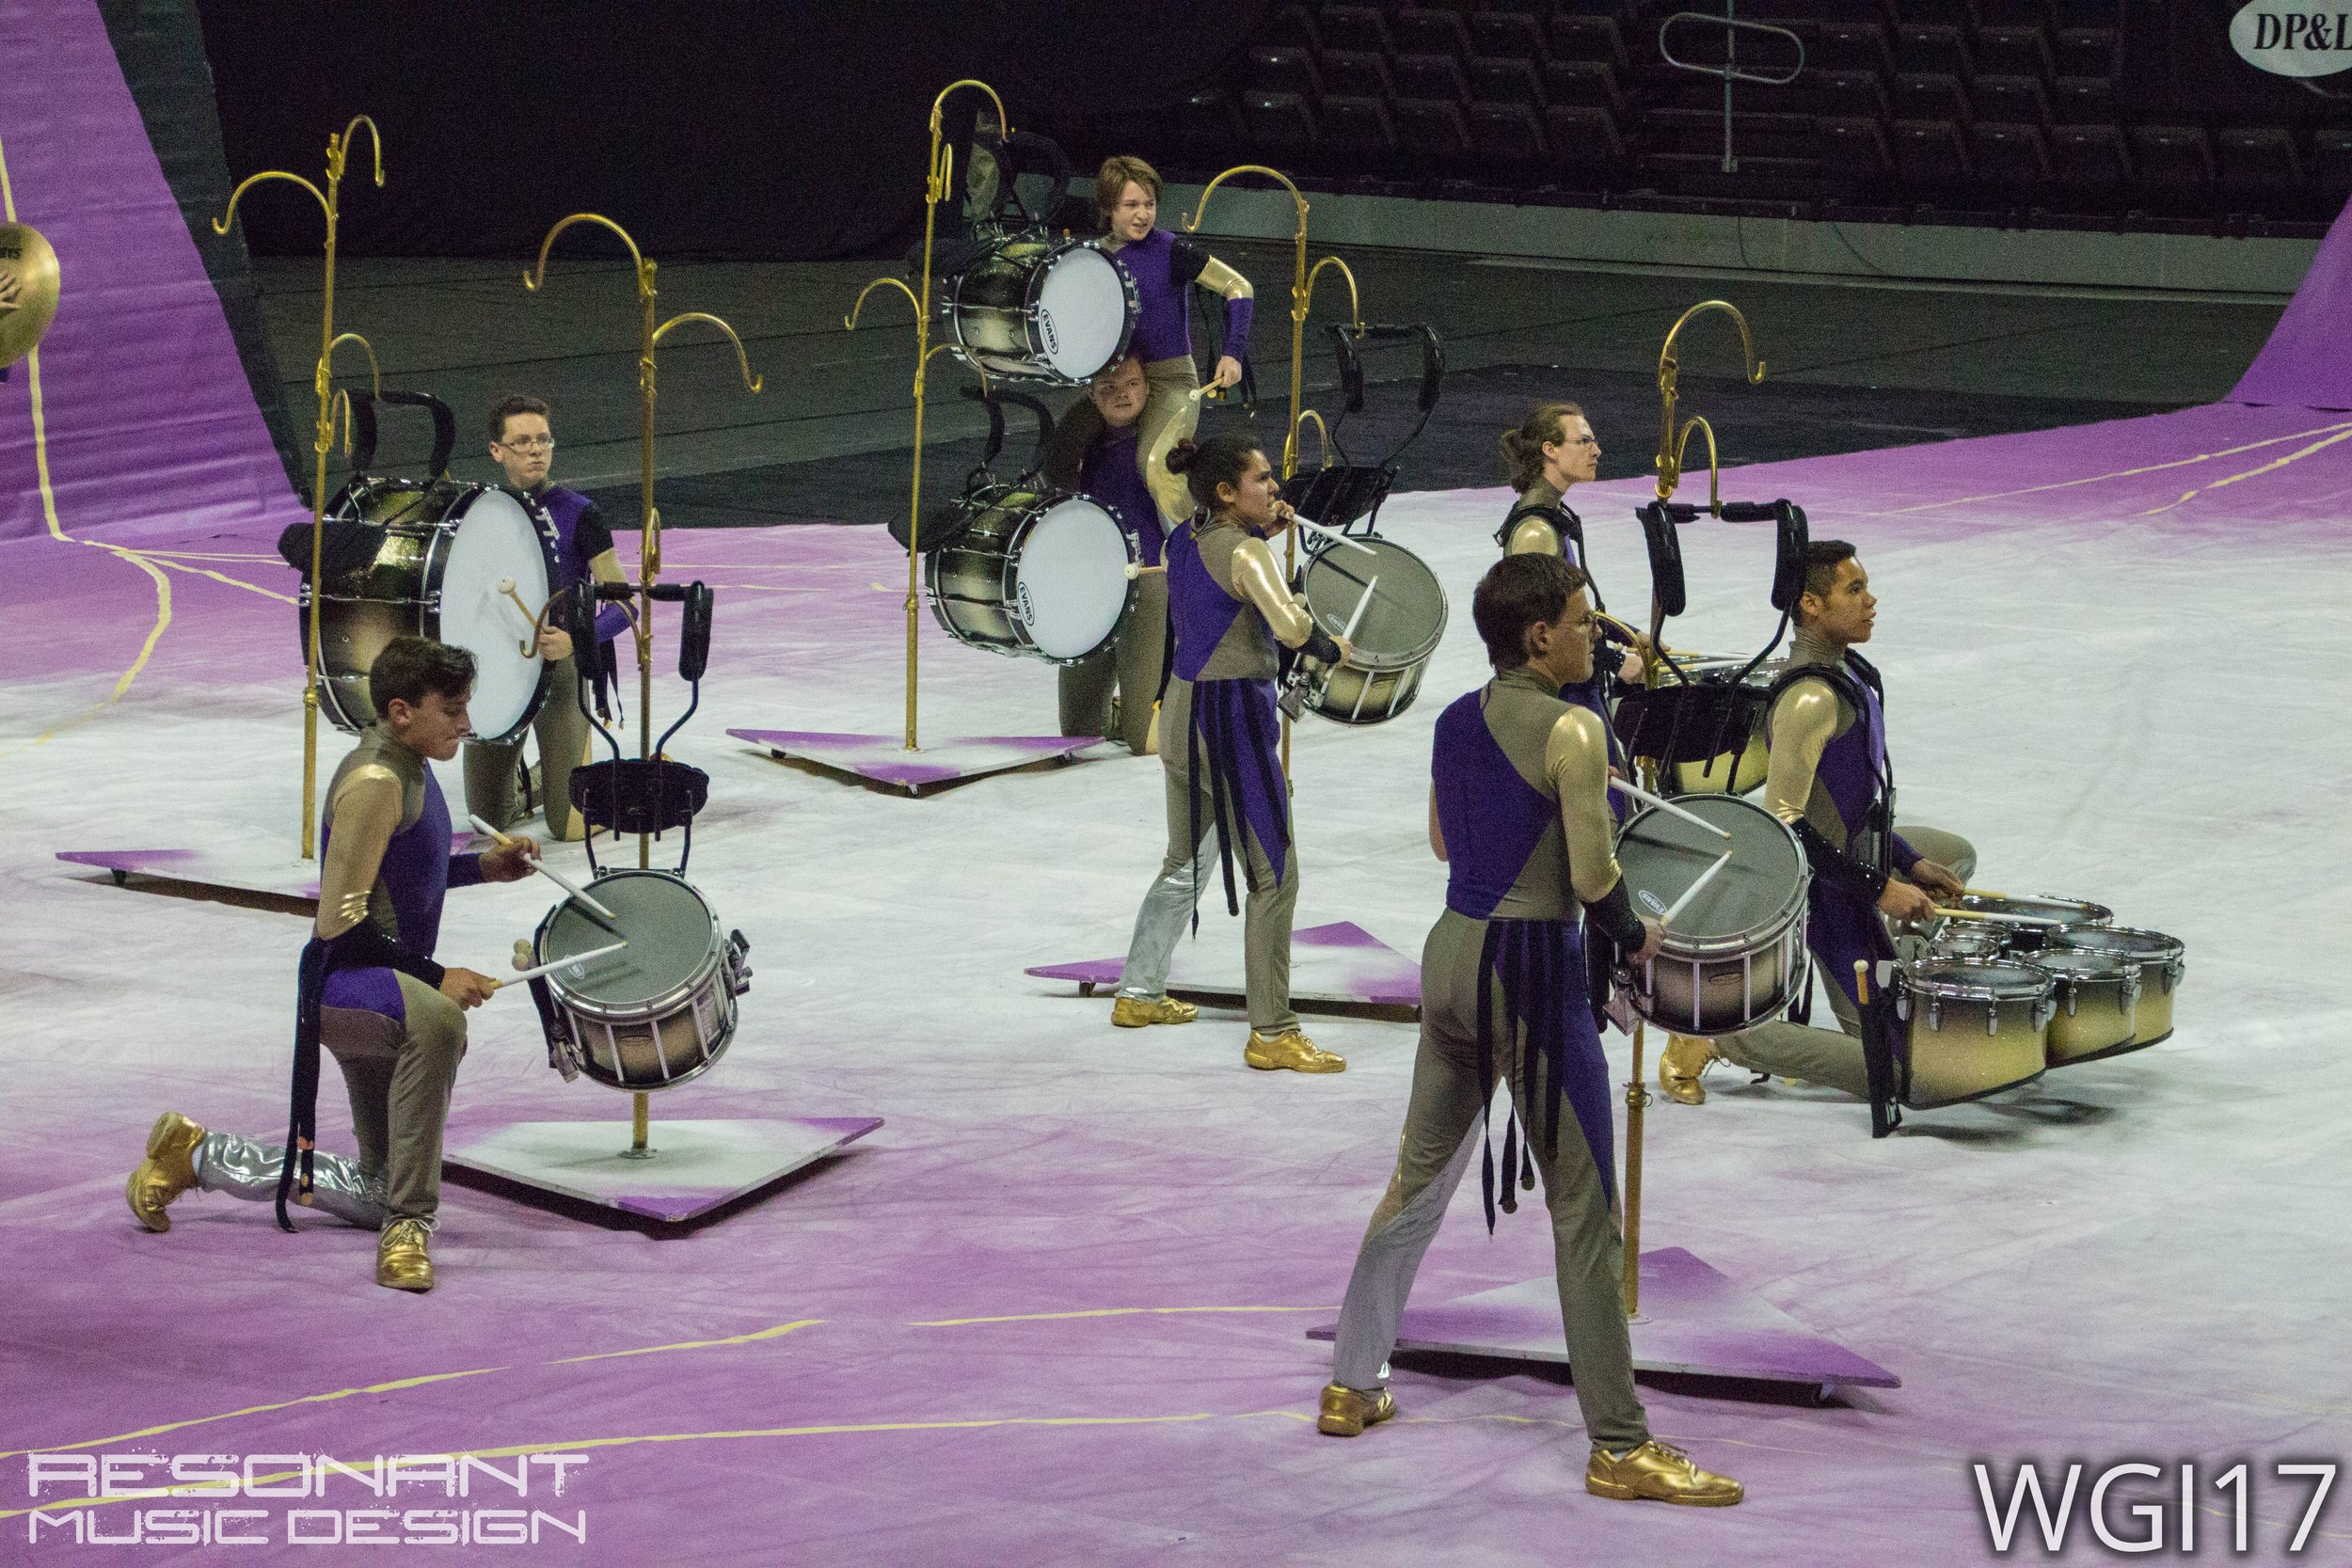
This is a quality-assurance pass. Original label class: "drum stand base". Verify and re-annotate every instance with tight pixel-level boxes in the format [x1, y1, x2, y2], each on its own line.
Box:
[728, 728, 1112, 798]
[1306, 1247, 1900, 1402]
[442, 1115, 882, 1226]
[1026, 920, 1422, 1016]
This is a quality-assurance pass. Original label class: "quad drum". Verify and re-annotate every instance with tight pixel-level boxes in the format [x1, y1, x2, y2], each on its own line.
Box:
[2049, 927, 2185, 1046]
[1894, 959, 2051, 1108]
[1613, 793, 1810, 1036]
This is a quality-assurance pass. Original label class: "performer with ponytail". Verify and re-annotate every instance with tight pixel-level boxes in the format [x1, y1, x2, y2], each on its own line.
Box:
[1318, 553, 1741, 1509]
[1109, 427, 1350, 1073]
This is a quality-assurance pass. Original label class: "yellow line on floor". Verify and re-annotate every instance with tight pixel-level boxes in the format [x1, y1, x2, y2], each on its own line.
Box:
[1878, 418, 2352, 515]
[2133, 424, 2352, 517]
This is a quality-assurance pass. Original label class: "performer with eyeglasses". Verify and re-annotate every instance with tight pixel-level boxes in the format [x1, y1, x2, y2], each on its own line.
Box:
[462, 394, 630, 841]
[1318, 552, 1741, 1508]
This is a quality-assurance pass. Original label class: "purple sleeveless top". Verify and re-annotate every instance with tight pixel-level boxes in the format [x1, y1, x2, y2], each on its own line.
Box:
[318, 746, 474, 1021]
[1167, 522, 1248, 683]
[1082, 427, 1166, 566]
[1117, 229, 1193, 363]
[538, 484, 628, 643]
[1434, 689, 1557, 921]
[1167, 521, 1289, 879]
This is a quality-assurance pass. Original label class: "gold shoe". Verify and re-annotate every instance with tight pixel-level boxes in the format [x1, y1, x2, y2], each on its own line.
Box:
[1245, 1030, 1345, 1073]
[1111, 994, 1199, 1028]
[1660, 1033, 1720, 1106]
[1586, 1439, 1744, 1506]
[375, 1218, 435, 1292]
[1316, 1384, 1396, 1436]
[126, 1111, 206, 1233]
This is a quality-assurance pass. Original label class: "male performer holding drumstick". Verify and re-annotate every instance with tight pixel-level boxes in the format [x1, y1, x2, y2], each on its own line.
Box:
[1661, 542, 1974, 1104]
[127, 637, 538, 1291]
[465, 394, 630, 841]
[1042, 353, 1194, 753]
[1321, 553, 1741, 1507]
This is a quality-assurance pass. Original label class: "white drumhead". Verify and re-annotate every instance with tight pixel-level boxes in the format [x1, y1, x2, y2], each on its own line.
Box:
[437, 488, 552, 740]
[1035, 245, 1132, 381]
[1012, 497, 1133, 659]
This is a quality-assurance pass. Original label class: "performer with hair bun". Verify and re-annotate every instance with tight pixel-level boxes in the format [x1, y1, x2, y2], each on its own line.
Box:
[1110, 428, 1351, 1073]
[1056, 156, 1254, 482]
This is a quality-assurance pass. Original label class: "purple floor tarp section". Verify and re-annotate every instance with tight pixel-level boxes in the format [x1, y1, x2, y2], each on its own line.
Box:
[2233, 194, 2352, 410]
[0, 0, 303, 547]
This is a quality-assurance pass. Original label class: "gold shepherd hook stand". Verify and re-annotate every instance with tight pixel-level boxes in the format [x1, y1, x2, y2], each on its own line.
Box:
[1652, 299, 1764, 506]
[524, 213, 763, 872]
[1184, 166, 1363, 780]
[844, 77, 1009, 753]
[213, 115, 383, 860]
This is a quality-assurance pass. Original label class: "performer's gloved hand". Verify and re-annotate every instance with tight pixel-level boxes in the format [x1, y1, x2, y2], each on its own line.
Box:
[1630, 915, 1664, 966]
[1877, 879, 1938, 927]
[1908, 859, 1963, 901]
[439, 968, 499, 1009]
[480, 836, 542, 883]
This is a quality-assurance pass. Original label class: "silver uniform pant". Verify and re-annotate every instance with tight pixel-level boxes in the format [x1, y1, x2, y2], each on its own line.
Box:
[1117, 678, 1300, 1035]
[192, 1132, 386, 1228]
[1718, 822, 1977, 1095]
[1329, 911, 1648, 1449]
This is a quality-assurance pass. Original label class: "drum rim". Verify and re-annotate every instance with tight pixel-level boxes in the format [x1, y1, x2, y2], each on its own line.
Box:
[535, 869, 726, 1022]
[1955, 891, 2114, 924]
[1617, 795, 1810, 952]
[1299, 535, 1450, 669]
[1899, 958, 2058, 1005]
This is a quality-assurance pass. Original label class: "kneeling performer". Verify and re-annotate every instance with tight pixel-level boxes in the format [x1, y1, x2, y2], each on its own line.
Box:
[1112, 431, 1348, 1072]
[1661, 542, 1974, 1104]
[1320, 554, 1741, 1507]
[126, 637, 536, 1290]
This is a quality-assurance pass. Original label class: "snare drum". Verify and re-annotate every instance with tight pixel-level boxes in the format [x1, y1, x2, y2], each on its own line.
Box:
[946, 234, 1137, 385]
[532, 870, 752, 1093]
[928, 483, 1138, 665]
[2048, 927, 2185, 1045]
[2032, 949, 2142, 1065]
[1614, 793, 1810, 1036]
[1894, 959, 2051, 1108]
[304, 478, 558, 743]
[1923, 920, 2010, 962]
[1289, 534, 1448, 725]
[1947, 892, 2111, 952]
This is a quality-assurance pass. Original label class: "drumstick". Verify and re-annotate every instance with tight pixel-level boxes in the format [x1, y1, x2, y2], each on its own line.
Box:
[495, 940, 628, 988]
[1286, 513, 1379, 557]
[468, 814, 621, 922]
[1659, 848, 1733, 928]
[1122, 563, 1168, 578]
[1334, 575, 1377, 645]
[1936, 906, 2064, 927]
[1609, 777, 1734, 840]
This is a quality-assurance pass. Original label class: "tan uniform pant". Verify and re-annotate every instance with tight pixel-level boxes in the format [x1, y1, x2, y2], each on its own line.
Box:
[464, 654, 590, 839]
[1057, 571, 1168, 754]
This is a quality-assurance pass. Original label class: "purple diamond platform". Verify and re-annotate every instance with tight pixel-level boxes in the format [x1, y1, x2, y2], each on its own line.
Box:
[729, 727, 1112, 794]
[56, 847, 323, 908]
[1026, 919, 1422, 1011]
[441, 1115, 882, 1225]
[1308, 1247, 1900, 1396]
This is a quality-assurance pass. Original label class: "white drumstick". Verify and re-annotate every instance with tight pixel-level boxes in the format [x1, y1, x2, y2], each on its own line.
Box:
[1336, 575, 1377, 645]
[1938, 907, 2065, 927]
[468, 814, 620, 921]
[1609, 777, 1734, 840]
[1660, 850, 1733, 928]
[498, 940, 628, 988]
[1287, 513, 1378, 557]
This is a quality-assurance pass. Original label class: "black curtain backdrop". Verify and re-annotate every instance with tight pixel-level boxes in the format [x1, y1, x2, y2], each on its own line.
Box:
[194, 1, 1270, 261]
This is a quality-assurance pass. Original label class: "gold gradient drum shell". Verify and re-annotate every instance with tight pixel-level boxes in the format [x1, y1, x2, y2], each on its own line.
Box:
[1895, 959, 2051, 1109]
[2031, 949, 2142, 1065]
[2049, 926, 2185, 1044]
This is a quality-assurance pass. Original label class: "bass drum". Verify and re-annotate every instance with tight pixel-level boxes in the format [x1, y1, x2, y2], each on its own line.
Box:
[1613, 793, 1811, 1036]
[1290, 534, 1448, 724]
[928, 483, 1138, 665]
[946, 235, 1137, 385]
[303, 477, 559, 744]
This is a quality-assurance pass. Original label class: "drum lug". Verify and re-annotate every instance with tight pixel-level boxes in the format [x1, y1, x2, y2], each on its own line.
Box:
[1926, 994, 1939, 1031]
[2032, 997, 2054, 1033]
[725, 928, 754, 995]
[1984, 1001, 2000, 1037]
[2121, 970, 2141, 1006]
[2062, 982, 2079, 1017]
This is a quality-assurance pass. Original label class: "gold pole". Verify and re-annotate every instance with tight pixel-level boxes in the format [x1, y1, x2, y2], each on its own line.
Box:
[526, 216, 762, 869]
[1623, 1018, 1651, 1318]
[626, 1090, 652, 1159]
[1185, 166, 1360, 782]
[1652, 300, 1763, 504]
[214, 116, 382, 859]
[842, 79, 1009, 753]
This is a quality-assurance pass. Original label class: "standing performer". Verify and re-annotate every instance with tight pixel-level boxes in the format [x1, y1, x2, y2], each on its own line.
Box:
[1111, 431, 1348, 1072]
[126, 637, 536, 1291]
[1660, 542, 1974, 1104]
[1320, 554, 1740, 1508]
[1055, 156, 1253, 477]
[463, 394, 630, 841]
[1042, 354, 1194, 753]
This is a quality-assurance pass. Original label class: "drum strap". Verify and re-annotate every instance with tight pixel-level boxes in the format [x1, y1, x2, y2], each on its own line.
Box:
[274, 940, 330, 1231]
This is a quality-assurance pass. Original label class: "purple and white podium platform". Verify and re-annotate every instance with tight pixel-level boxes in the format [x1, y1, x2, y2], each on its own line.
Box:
[1025, 920, 1422, 1014]
[442, 1114, 882, 1225]
[1307, 1246, 1899, 1400]
[57, 847, 323, 911]
[729, 728, 1112, 795]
